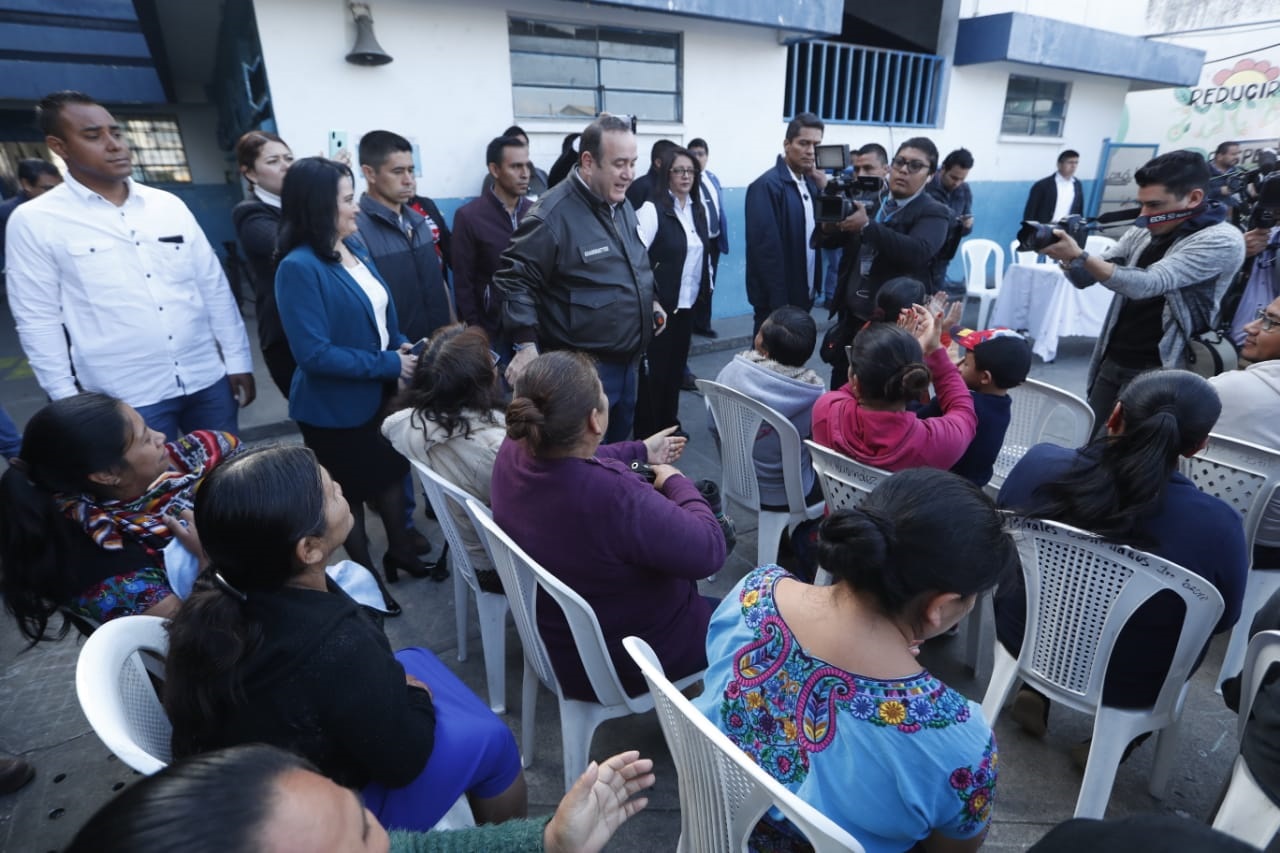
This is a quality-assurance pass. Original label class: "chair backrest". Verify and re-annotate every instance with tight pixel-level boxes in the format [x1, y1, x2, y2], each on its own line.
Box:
[1179, 433, 1280, 570]
[410, 458, 489, 594]
[468, 500, 641, 710]
[697, 379, 812, 514]
[990, 379, 1094, 491]
[73, 614, 172, 774]
[804, 439, 889, 511]
[1239, 630, 1280, 741]
[622, 637, 865, 853]
[1010, 238, 1041, 266]
[961, 238, 1004, 292]
[1010, 517, 1224, 716]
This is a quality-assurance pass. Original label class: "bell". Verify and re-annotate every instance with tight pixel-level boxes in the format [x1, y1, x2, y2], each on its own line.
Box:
[346, 2, 392, 66]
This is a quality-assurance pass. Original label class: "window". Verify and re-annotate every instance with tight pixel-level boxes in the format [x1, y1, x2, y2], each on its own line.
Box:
[508, 18, 681, 122]
[1001, 75, 1069, 138]
[786, 41, 943, 127]
[120, 117, 192, 183]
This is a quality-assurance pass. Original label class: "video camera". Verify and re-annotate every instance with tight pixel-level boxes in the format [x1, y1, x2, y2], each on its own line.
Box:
[813, 144, 884, 223]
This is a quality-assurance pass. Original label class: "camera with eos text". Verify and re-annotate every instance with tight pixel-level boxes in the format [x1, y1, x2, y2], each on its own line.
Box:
[1016, 214, 1092, 253]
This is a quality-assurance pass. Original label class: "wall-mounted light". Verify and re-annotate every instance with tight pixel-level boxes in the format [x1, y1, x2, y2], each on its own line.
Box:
[346, 2, 392, 66]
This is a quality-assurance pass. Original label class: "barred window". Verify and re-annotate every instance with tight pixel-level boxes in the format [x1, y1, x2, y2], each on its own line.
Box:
[120, 117, 192, 183]
[1001, 75, 1070, 138]
[508, 18, 681, 122]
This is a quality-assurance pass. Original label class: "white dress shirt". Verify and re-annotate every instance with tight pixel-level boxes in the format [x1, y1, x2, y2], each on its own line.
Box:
[635, 194, 705, 310]
[345, 259, 391, 349]
[1051, 173, 1076, 222]
[790, 168, 816, 294]
[5, 174, 252, 407]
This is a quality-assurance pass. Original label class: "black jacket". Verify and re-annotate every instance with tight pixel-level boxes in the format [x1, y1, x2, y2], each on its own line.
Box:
[647, 199, 711, 313]
[355, 195, 455, 343]
[495, 170, 655, 360]
[231, 199, 284, 350]
[1023, 173, 1084, 224]
[745, 156, 821, 315]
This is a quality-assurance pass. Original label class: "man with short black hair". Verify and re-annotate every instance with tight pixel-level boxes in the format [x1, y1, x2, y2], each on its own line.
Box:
[745, 112, 826, 331]
[1041, 149, 1246, 424]
[926, 147, 974, 293]
[1023, 149, 1083, 225]
[6, 91, 254, 439]
[686, 136, 728, 339]
[0, 158, 61, 278]
[481, 124, 549, 199]
[627, 138, 677, 208]
[355, 129, 455, 344]
[495, 114, 660, 442]
[453, 134, 534, 350]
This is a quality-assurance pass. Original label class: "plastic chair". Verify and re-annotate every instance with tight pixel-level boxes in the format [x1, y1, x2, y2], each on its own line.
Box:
[409, 458, 510, 713]
[804, 439, 992, 677]
[1178, 434, 1280, 689]
[1212, 629, 1280, 847]
[981, 517, 1225, 818]
[623, 637, 865, 853]
[698, 379, 825, 566]
[1010, 238, 1041, 266]
[960, 238, 1005, 329]
[468, 499, 704, 792]
[988, 378, 1094, 496]
[74, 614, 172, 774]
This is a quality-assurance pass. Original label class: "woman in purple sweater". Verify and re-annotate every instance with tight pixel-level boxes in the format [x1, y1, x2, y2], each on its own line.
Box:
[490, 350, 727, 701]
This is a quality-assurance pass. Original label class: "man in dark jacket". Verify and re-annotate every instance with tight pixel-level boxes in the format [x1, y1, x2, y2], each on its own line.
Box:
[745, 112, 825, 332]
[1023, 149, 1084, 225]
[495, 114, 660, 443]
[823, 137, 951, 388]
[355, 130, 455, 344]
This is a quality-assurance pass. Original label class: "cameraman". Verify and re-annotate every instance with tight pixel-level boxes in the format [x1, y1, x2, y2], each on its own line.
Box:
[1040, 149, 1245, 427]
[821, 137, 950, 389]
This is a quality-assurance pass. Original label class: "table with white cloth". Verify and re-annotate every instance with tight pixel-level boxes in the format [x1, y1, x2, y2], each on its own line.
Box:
[990, 264, 1115, 362]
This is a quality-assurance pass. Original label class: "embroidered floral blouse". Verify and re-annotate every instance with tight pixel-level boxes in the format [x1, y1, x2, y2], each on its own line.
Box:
[695, 566, 997, 853]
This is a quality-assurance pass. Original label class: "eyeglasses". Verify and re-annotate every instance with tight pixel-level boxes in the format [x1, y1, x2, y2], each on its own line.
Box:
[669, 167, 696, 176]
[890, 157, 931, 174]
[1254, 308, 1280, 333]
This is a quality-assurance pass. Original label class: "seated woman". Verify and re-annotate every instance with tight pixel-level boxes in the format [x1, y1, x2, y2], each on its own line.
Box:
[812, 304, 976, 471]
[0, 393, 236, 641]
[383, 324, 505, 591]
[66, 743, 655, 853]
[995, 369, 1247, 734]
[696, 468, 1015, 852]
[490, 350, 725, 701]
[163, 445, 526, 831]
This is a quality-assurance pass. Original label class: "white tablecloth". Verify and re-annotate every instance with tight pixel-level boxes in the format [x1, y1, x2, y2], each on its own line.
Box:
[990, 264, 1115, 362]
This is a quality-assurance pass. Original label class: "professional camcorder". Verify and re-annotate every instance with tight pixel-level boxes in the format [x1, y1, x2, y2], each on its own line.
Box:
[813, 144, 884, 223]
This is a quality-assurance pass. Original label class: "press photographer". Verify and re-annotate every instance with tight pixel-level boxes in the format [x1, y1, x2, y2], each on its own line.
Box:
[819, 136, 950, 389]
[1038, 149, 1245, 426]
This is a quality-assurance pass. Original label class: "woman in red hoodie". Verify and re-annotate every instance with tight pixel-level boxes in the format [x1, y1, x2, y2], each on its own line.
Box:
[812, 304, 976, 471]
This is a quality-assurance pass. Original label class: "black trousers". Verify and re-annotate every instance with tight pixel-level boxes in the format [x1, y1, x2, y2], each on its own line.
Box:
[692, 247, 720, 332]
[634, 308, 694, 438]
[263, 340, 297, 399]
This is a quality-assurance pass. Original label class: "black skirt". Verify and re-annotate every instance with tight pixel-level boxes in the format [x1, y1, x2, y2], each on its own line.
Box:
[297, 406, 407, 506]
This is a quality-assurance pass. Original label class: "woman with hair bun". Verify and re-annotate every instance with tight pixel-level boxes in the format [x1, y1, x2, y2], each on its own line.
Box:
[490, 349, 725, 703]
[812, 302, 976, 471]
[696, 468, 1016, 852]
[994, 368, 1247, 737]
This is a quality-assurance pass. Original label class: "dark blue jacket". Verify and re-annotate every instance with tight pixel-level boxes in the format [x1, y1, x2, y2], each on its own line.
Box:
[745, 156, 820, 315]
[275, 241, 408, 428]
[704, 170, 730, 256]
[917, 390, 1010, 487]
[355, 195, 454, 343]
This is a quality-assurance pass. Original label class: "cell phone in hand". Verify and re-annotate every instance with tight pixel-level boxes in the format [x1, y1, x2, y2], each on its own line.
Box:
[409, 338, 428, 357]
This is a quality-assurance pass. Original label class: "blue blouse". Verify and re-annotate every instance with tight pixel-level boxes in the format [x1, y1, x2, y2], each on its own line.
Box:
[695, 566, 996, 853]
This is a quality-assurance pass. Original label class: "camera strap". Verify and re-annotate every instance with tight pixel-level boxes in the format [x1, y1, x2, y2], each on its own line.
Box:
[1135, 203, 1206, 231]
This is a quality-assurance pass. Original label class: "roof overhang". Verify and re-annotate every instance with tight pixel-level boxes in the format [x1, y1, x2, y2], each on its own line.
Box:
[954, 12, 1204, 90]
[569, 0, 844, 39]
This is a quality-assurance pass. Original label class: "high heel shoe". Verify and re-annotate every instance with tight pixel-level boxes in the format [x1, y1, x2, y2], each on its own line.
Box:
[384, 551, 449, 583]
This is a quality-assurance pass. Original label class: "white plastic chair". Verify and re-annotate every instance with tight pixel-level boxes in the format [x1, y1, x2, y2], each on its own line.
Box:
[1010, 238, 1041, 266]
[468, 499, 704, 792]
[74, 614, 172, 774]
[409, 458, 510, 713]
[1212, 629, 1280, 847]
[988, 378, 1094, 496]
[805, 439, 993, 678]
[623, 637, 865, 853]
[1085, 234, 1118, 256]
[698, 379, 825, 566]
[981, 517, 1225, 818]
[961, 238, 1005, 330]
[1178, 434, 1280, 690]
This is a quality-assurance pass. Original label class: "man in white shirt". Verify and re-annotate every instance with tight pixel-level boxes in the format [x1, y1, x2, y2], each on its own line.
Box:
[1023, 149, 1084, 227]
[5, 91, 254, 440]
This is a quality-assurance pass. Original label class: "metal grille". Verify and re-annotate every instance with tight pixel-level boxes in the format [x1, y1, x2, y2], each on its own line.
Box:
[786, 40, 942, 127]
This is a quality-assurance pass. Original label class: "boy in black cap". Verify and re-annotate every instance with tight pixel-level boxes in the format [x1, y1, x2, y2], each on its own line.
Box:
[917, 326, 1032, 487]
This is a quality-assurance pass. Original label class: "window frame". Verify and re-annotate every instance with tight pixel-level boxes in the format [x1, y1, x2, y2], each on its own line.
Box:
[507, 17, 683, 123]
[117, 115, 193, 184]
[1000, 74, 1071, 139]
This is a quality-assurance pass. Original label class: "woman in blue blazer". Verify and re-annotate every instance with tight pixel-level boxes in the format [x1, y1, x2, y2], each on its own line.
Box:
[275, 157, 434, 592]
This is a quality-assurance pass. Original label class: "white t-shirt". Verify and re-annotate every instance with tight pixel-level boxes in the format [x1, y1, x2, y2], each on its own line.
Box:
[346, 259, 390, 350]
[791, 169, 816, 295]
[1051, 173, 1076, 222]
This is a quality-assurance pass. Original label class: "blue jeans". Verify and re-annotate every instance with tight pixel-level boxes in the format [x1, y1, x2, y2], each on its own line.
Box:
[134, 375, 239, 441]
[821, 247, 843, 303]
[597, 356, 640, 444]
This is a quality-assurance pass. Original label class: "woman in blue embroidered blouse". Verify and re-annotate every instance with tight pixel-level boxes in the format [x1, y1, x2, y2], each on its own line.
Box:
[696, 468, 1017, 853]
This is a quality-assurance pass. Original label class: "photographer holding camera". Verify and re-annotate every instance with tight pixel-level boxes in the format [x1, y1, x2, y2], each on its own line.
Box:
[1039, 149, 1245, 427]
[820, 137, 951, 389]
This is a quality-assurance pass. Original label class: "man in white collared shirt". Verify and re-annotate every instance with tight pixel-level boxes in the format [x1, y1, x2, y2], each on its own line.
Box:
[5, 91, 254, 440]
[1023, 149, 1083, 227]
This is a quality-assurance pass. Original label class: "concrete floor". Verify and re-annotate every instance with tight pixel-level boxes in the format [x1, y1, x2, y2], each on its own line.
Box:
[0, 297, 1261, 851]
